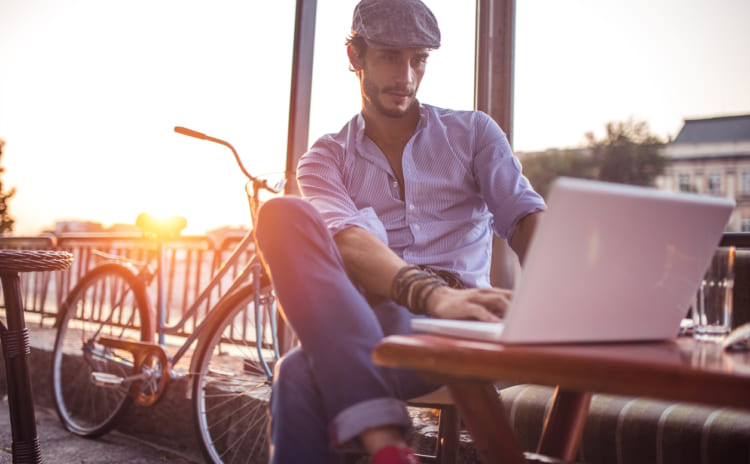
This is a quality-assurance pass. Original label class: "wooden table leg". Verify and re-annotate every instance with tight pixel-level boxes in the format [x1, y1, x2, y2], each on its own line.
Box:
[448, 382, 526, 464]
[536, 387, 592, 461]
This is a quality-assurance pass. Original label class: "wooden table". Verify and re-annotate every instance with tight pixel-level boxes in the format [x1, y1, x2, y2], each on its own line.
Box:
[372, 334, 750, 464]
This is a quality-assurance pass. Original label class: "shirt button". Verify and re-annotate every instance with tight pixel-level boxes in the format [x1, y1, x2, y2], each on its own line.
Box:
[392, 181, 399, 189]
[409, 204, 415, 210]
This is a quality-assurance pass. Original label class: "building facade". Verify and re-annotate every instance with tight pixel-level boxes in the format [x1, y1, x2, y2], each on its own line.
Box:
[656, 114, 750, 232]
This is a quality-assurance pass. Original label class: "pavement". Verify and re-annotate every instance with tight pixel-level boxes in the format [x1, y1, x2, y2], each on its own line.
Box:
[0, 398, 199, 463]
[0, 322, 204, 463]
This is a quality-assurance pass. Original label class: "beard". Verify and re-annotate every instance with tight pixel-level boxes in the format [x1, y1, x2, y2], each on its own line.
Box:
[361, 75, 418, 119]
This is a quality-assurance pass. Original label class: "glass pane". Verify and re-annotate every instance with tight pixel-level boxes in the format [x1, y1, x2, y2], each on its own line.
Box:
[514, 0, 750, 152]
[0, 1, 296, 234]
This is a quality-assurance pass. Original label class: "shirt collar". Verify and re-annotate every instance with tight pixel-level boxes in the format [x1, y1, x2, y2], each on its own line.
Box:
[353, 102, 430, 155]
[416, 102, 430, 131]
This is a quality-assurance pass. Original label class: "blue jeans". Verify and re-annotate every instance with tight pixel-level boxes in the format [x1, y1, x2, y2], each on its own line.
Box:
[256, 197, 439, 464]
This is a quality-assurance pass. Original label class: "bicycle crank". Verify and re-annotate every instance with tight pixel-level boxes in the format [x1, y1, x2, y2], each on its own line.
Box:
[95, 337, 172, 406]
[91, 371, 151, 387]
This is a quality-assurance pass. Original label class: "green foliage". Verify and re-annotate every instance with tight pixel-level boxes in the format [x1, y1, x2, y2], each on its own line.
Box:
[520, 149, 597, 198]
[0, 139, 16, 234]
[586, 118, 666, 187]
[521, 118, 666, 199]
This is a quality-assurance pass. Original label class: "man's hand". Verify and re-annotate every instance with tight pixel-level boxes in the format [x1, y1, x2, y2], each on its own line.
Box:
[424, 286, 512, 322]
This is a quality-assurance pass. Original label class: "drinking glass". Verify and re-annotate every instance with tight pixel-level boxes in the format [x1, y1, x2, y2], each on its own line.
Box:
[693, 246, 735, 341]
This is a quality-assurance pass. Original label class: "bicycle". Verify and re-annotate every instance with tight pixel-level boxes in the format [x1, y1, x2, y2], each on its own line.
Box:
[50, 126, 288, 464]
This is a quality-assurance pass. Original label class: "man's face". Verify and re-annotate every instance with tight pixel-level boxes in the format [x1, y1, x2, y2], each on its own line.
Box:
[355, 47, 430, 118]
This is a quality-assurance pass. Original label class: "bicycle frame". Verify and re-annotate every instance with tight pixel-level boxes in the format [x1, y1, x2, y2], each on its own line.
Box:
[153, 230, 277, 367]
[89, 230, 279, 384]
[137, 128, 285, 378]
[51, 127, 286, 456]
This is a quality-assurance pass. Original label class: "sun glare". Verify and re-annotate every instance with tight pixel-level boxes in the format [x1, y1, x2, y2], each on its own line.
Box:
[1, 0, 748, 235]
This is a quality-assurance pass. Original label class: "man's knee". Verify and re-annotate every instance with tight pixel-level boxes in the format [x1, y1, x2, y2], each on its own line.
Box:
[256, 197, 317, 249]
[257, 197, 314, 231]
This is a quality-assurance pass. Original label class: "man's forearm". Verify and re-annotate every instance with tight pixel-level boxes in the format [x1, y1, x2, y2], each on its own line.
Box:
[335, 225, 514, 321]
[333, 226, 407, 300]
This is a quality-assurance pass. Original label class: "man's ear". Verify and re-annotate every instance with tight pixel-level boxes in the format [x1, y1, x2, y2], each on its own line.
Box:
[347, 45, 362, 71]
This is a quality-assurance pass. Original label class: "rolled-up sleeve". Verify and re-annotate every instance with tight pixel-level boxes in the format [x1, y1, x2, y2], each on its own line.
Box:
[472, 112, 546, 239]
[297, 138, 389, 245]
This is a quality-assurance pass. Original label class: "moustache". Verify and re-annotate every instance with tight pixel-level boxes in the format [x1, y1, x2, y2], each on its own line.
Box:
[382, 86, 415, 97]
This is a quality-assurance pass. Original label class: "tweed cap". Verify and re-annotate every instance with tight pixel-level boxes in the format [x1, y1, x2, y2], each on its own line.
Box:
[351, 0, 441, 49]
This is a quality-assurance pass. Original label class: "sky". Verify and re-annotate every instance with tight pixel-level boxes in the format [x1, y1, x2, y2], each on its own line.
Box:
[0, 0, 748, 235]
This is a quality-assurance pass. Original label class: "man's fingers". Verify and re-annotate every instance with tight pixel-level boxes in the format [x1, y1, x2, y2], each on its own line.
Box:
[472, 287, 513, 297]
[462, 303, 502, 322]
[425, 286, 513, 321]
[469, 289, 512, 316]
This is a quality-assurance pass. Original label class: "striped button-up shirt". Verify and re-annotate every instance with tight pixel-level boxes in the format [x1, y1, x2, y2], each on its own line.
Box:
[297, 103, 546, 288]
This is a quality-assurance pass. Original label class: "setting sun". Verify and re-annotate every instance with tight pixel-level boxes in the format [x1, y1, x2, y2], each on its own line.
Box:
[1, 0, 748, 235]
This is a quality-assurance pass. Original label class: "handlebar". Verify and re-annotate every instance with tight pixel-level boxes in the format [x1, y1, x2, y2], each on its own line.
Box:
[174, 126, 285, 195]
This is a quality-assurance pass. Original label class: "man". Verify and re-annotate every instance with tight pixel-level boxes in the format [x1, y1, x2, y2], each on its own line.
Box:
[255, 0, 545, 462]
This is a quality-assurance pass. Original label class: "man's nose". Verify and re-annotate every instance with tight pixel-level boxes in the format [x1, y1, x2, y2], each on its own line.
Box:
[394, 60, 415, 86]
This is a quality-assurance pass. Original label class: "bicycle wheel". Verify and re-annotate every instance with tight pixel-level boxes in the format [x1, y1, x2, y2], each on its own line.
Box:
[51, 263, 153, 437]
[192, 284, 278, 464]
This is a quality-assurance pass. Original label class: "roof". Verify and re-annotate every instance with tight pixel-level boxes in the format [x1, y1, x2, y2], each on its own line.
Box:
[671, 114, 750, 144]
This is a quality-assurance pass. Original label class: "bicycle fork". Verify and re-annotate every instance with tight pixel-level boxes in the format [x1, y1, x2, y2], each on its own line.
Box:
[156, 239, 168, 346]
[253, 261, 280, 380]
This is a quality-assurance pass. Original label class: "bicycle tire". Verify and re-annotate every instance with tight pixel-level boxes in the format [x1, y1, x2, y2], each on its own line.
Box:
[51, 263, 154, 437]
[191, 284, 278, 464]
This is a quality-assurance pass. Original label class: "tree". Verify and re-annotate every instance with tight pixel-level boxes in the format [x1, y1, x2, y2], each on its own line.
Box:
[0, 139, 16, 234]
[586, 118, 666, 187]
[520, 149, 597, 198]
[521, 118, 667, 199]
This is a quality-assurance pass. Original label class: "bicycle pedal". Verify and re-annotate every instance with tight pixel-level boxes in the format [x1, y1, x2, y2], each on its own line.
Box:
[91, 372, 124, 387]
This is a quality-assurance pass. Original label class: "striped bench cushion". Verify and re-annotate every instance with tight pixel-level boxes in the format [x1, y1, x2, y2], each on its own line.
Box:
[499, 384, 750, 464]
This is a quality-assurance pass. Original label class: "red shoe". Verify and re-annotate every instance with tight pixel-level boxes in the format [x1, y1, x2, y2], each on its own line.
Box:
[371, 445, 421, 464]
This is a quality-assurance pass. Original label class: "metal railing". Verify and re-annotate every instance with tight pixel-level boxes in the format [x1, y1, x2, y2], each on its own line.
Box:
[0, 232, 255, 333]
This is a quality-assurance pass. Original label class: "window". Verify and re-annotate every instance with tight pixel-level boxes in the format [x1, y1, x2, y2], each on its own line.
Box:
[741, 172, 750, 195]
[678, 174, 692, 192]
[707, 172, 722, 195]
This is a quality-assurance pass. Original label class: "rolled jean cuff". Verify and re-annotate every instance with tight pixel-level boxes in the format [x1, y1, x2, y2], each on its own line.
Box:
[330, 397, 412, 448]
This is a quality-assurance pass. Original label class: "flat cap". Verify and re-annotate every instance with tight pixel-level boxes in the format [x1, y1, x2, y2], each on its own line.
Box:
[352, 0, 441, 49]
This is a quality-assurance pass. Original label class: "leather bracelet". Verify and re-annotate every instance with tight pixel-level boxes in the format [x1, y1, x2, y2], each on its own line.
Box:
[394, 268, 433, 306]
[400, 273, 435, 310]
[416, 279, 448, 315]
[392, 265, 422, 303]
[407, 275, 437, 312]
[392, 265, 451, 315]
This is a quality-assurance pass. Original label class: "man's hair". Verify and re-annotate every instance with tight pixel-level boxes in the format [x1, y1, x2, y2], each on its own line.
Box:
[345, 33, 367, 72]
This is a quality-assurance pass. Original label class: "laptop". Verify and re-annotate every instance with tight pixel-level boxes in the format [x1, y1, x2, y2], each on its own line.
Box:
[411, 177, 735, 344]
